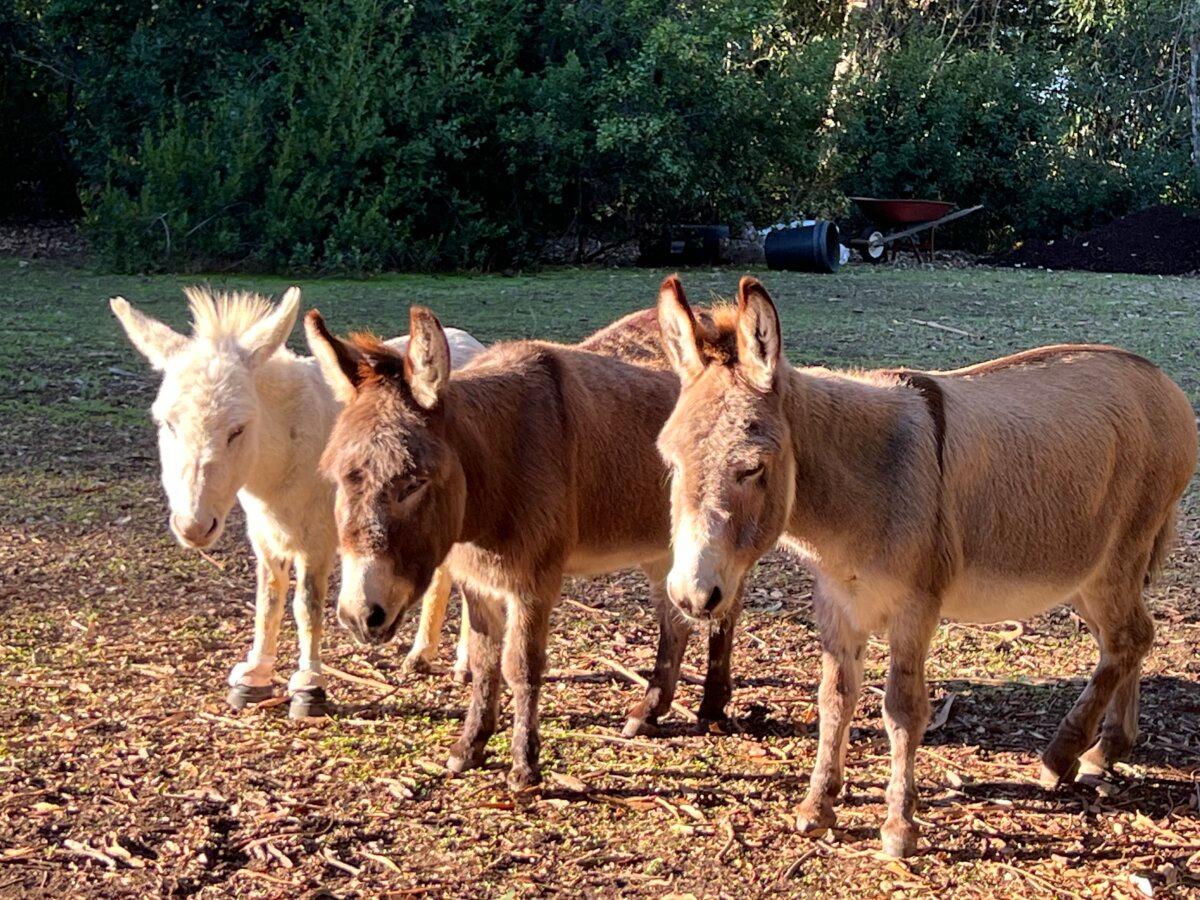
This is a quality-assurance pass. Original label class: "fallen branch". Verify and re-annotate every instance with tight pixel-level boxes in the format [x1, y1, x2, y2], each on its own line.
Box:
[322, 663, 395, 694]
[598, 656, 698, 723]
[910, 317, 980, 339]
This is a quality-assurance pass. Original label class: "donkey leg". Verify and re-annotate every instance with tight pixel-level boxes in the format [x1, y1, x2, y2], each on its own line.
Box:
[447, 587, 503, 774]
[452, 596, 471, 684]
[502, 590, 555, 791]
[404, 565, 452, 674]
[699, 587, 743, 724]
[797, 585, 866, 837]
[1043, 577, 1153, 787]
[288, 559, 331, 719]
[878, 602, 938, 858]
[227, 552, 289, 709]
[624, 566, 691, 737]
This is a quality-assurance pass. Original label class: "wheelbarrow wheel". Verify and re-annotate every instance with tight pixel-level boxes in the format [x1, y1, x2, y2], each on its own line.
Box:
[859, 229, 886, 264]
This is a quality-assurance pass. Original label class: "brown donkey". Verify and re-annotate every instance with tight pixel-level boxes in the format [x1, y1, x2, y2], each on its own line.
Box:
[655, 275, 1196, 857]
[305, 305, 743, 789]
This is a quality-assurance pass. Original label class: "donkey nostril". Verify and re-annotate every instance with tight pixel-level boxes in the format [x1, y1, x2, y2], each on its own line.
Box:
[204, 517, 218, 538]
[704, 586, 723, 613]
[365, 604, 388, 630]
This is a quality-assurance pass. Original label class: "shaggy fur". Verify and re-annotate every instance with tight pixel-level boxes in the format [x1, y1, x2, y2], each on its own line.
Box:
[656, 275, 1197, 858]
[111, 287, 484, 716]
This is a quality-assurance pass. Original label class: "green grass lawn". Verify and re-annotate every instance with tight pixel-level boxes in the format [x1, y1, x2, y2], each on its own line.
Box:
[3, 259, 1198, 478]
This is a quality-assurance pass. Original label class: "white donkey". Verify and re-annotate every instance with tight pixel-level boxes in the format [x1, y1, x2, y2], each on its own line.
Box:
[111, 286, 484, 717]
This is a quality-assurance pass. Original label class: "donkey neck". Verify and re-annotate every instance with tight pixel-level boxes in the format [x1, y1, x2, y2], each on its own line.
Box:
[439, 357, 563, 547]
[240, 352, 335, 500]
[781, 365, 919, 543]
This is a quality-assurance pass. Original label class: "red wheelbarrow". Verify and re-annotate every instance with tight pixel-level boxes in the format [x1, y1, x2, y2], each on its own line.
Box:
[848, 197, 983, 263]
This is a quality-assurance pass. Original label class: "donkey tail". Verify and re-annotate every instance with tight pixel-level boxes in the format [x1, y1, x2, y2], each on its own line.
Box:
[1145, 508, 1178, 587]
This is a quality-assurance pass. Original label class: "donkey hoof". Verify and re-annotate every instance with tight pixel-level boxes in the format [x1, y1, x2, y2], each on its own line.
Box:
[446, 743, 486, 774]
[289, 687, 329, 719]
[795, 802, 836, 837]
[880, 820, 920, 858]
[227, 683, 275, 710]
[1038, 755, 1079, 790]
[506, 765, 542, 792]
[451, 667, 472, 685]
[621, 715, 658, 738]
[402, 653, 434, 675]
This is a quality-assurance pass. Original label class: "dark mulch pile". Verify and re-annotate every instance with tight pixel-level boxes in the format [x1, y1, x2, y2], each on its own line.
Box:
[992, 204, 1200, 275]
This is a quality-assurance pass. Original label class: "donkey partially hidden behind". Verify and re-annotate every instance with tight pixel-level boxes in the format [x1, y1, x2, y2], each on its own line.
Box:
[306, 304, 744, 789]
[112, 287, 483, 717]
[655, 275, 1196, 857]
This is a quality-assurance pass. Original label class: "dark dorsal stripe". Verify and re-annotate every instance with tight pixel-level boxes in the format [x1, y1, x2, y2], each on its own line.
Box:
[893, 371, 946, 475]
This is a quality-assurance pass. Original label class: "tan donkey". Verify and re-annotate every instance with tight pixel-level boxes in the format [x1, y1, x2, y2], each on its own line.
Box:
[305, 305, 743, 789]
[654, 275, 1196, 857]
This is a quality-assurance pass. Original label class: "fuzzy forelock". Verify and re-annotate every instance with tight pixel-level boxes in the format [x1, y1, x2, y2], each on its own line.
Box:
[183, 286, 275, 341]
[694, 303, 740, 367]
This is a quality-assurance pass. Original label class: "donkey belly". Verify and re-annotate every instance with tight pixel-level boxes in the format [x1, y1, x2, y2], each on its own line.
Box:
[939, 569, 1083, 624]
[564, 545, 670, 578]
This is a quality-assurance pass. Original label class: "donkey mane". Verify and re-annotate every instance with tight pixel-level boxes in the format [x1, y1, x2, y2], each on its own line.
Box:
[183, 286, 276, 341]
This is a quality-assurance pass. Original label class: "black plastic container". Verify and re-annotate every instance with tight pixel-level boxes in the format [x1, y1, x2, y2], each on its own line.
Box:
[764, 221, 841, 273]
[640, 225, 729, 266]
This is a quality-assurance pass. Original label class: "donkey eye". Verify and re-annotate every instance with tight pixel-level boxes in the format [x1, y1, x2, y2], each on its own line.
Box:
[737, 464, 765, 483]
[397, 478, 427, 501]
[227, 425, 246, 445]
[345, 468, 365, 486]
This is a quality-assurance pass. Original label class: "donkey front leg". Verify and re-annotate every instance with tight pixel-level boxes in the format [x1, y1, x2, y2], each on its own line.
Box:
[227, 552, 289, 709]
[797, 584, 866, 837]
[453, 598, 471, 684]
[288, 558, 332, 719]
[699, 587, 743, 724]
[623, 566, 691, 737]
[404, 565, 453, 674]
[502, 590, 555, 791]
[447, 587, 503, 774]
[878, 601, 938, 858]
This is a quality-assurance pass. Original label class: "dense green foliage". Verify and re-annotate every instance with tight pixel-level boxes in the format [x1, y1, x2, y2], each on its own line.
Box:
[3, 0, 1199, 270]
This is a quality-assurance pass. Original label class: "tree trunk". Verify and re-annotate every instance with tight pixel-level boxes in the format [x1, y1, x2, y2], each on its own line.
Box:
[1189, 30, 1200, 187]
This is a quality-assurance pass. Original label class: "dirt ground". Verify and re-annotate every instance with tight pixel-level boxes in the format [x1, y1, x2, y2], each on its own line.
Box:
[2, 262, 1199, 898]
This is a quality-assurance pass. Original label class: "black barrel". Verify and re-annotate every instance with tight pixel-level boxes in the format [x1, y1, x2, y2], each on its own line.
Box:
[764, 221, 841, 273]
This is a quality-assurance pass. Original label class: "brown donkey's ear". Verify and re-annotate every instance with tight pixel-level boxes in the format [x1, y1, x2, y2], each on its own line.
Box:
[305, 309, 365, 404]
[735, 276, 781, 392]
[656, 274, 705, 382]
[405, 306, 450, 410]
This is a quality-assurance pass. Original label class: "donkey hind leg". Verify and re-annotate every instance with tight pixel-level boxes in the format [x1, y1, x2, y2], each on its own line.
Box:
[699, 586, 743, 724]
[1072, 604, 1143, 777]
[623, 563, 691, 738]
[797, 583, 866, 837]
[1042, 569, 1154, 788]
[452, 592, 471, 684]
[404, 565, 453, 674]
[447, 586, 504, 775]
[227, 551, 289, 709]
[288, 557, 332, 719]
[878, 600, 939, 858]
[502, 586, 556, 791]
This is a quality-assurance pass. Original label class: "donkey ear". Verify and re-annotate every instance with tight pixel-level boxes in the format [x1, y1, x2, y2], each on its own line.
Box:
[656, 275, 705, 382]
[241, 286, 300, 367]
[304, 309, 365, 404]
[405, 306, 450, 410]
[110, 297, 187, 371]
[735, 277, 782, 392]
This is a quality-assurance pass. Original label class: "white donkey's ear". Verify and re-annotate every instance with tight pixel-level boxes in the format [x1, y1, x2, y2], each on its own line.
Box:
[110, 297, 187, 371]
[405, 306, 450, 410]
[735, 276, 782, 392]
[241, 286, 300, 367]
[656, 274, 705, 383]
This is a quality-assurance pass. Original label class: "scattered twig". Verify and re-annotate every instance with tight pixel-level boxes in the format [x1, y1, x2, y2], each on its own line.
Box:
[322, 663, 395, 694]
[598, 656, 698, 723]
[910, 317, 980, 338]
[323, 848, 362, 877]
